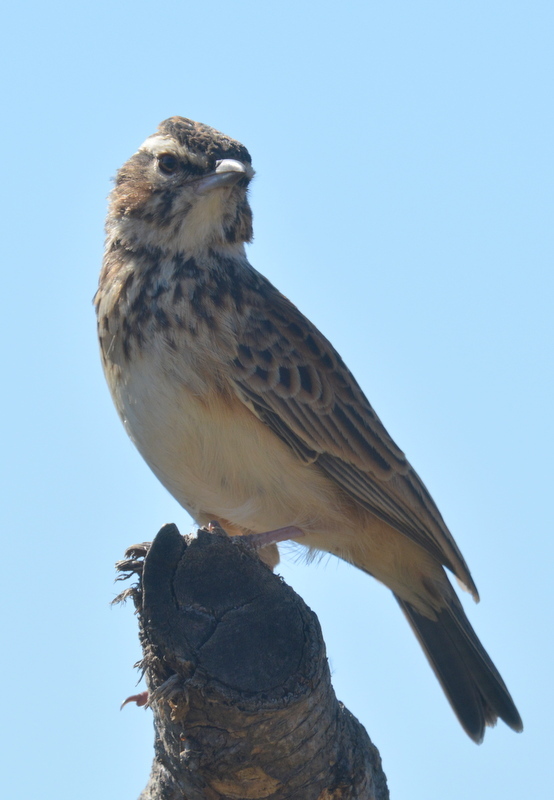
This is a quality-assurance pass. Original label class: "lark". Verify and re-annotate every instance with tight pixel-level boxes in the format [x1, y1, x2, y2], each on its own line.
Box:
[95, 117, 522, 742]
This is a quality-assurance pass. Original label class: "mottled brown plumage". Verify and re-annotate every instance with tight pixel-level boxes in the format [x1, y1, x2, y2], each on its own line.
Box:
[95, 117, 522, 742]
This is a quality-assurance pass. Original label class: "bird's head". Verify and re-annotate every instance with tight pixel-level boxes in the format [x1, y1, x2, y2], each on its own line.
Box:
[108, 117, 255, 255]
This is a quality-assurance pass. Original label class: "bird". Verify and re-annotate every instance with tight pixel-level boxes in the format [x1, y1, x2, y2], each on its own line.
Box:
[95, 116, 522, 743]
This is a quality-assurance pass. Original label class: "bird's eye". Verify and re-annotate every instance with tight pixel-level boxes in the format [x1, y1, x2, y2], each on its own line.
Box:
[157, 153, 179, 175]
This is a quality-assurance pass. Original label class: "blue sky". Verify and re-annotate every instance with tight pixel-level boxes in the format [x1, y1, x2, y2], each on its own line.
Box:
[1, 2, 552, 798]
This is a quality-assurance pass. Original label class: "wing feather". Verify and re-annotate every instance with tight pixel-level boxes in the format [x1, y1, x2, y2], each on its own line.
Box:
[229, 281, 477, 597]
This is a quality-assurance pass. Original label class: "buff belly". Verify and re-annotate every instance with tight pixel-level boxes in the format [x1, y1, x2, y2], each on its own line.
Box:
[106, 351, 443, 610]
[107, 352, 347, 538]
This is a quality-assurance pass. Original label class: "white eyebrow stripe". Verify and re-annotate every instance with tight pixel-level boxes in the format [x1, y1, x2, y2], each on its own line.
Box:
[140, 134, 182, 154]
[139, 134, 210, 169]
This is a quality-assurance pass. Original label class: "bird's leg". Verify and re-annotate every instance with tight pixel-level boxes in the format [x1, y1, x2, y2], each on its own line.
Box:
[207, 521, 304, 550]
[248, 525, 305, 548]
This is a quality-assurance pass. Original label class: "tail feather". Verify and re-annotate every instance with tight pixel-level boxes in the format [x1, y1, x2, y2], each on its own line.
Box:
[395, 593, 523, 742]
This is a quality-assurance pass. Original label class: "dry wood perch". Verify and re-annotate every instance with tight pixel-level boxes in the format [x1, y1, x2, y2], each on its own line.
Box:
[116, 523, 389, 800]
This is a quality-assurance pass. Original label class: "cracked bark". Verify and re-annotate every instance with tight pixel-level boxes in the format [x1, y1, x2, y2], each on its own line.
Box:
[116, 523, 389, 800]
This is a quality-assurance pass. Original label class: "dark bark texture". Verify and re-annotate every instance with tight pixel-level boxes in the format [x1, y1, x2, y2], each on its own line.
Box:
[117, 523, 389, 800]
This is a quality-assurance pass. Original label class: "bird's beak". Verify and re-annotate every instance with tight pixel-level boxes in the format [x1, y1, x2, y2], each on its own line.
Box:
[195, 159, 252, 193]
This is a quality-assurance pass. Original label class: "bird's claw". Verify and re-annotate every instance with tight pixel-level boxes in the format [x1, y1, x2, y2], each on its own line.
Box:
[120, 691, 149, 710]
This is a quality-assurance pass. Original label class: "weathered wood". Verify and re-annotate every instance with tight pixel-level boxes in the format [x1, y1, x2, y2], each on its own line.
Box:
[117, 523, 389, 800]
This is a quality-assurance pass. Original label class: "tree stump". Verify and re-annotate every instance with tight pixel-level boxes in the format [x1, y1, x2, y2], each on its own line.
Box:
[116, 523, 389, 800]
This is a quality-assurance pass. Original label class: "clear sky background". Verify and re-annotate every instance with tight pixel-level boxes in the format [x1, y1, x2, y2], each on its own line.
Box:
[1, 2, 552, 798]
